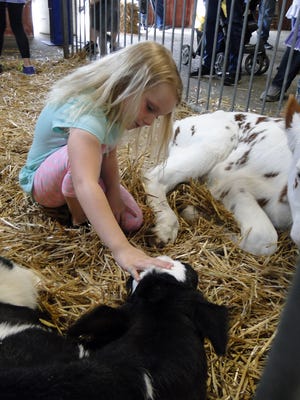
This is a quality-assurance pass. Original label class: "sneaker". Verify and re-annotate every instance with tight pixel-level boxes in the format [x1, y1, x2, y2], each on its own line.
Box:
[22, 65, 36, 75]
[224, 72, 241, 86]
[260, 85, 281, 102]
[140, 23, 148, 31]
[84, 41, 98, 55]
[190, 65, 214, 78]
[264, 41, 273, 50]
[158, 25, 172, 31]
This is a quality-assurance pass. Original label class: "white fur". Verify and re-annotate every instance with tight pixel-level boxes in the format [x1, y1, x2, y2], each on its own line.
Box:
[144, 373, 154, 400]
[144, 111, 292, 256]
[0, 322, 46, 340]
[287, 110, 300, 247]
[132, 255, 186, 292]
[0, 260, 40, 309]
[78, 344, 90, 359]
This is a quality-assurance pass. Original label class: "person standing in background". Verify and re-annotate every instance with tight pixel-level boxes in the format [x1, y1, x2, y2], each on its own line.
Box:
[260, 0, 300, 102]
[190, 0, 244, 86]
[139, 0, 148, 30]
[84, 0, 120, 56]
[150, 0, 169, 30]
[0, 0, 35, 74]
[257, 0, 276, 50]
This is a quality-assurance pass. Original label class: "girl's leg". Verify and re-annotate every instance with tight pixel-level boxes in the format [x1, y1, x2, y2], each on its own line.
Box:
[119, 185, 143, 232]
[60, 154, 143, 232]
[33, 145, 143, 231]
[32, 145, 70, 207]
[65, 182, 143, 230]
[65, 197, 86, 225]
[6, 3, 32, 67]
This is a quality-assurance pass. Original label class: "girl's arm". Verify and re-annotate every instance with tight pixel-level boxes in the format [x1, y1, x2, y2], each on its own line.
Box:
[100, 148, 120, 194]
[67, 128, 172, 279]
[101, 148, 137, 224]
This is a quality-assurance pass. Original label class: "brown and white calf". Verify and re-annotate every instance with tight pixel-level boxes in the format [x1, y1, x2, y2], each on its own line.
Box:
[144, 109, 294, 256]
[254, 97, 300, 400]
[286, 95, 300, 249]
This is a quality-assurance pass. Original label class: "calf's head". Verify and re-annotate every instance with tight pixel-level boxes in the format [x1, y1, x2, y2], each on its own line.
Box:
[0, 256, 40, 310]
[127, 255, 199, 294]
[69, 256, 228, 356]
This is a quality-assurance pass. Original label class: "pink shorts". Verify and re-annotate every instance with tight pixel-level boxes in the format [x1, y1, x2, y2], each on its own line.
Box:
[32, 145, 143, 232]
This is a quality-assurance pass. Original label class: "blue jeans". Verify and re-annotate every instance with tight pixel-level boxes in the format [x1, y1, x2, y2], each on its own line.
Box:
[150, 0, 164, 28]
[203, 0, 244, 74]
[257, 0, 276, 42]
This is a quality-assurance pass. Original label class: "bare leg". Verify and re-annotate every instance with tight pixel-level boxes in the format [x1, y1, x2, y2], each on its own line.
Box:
[65, 197, 87, 225]
[23, 57, 33, 67]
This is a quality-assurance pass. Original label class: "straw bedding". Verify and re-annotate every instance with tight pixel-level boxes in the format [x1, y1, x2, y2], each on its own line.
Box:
[0, 57, 298, 399]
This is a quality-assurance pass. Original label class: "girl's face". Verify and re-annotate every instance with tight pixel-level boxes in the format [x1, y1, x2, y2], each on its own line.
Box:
[127, 83, 177, 130]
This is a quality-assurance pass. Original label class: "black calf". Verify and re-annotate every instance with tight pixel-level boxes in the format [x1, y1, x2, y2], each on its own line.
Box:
[0, 256, 228, 400]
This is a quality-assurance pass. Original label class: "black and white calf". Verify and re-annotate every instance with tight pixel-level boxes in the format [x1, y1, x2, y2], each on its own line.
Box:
[0, 255, 228, 400]
[69, 255, 228, 400]
[144, 110, 293, 256]
[0, 256, 89, 369]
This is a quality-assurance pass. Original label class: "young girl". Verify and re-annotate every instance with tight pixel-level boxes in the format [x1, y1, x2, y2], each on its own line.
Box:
[19, 41, 183, 279]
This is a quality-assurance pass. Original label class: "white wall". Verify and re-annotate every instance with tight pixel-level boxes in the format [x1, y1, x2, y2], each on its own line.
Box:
[32, 0, 50, 35]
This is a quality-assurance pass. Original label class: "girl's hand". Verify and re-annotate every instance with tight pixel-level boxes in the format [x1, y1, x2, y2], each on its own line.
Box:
[112, 244, 173, 280]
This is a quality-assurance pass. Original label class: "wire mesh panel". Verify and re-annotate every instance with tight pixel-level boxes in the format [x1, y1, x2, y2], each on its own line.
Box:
[68, 0, 299, 115]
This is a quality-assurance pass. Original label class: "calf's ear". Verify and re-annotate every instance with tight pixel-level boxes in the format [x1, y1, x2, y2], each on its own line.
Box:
[68, 304, 130, 348]
[285, 94, 300, 130]
[182, 262, 199, 289]
[285, 95, 300, 158]
[194, 299, 229, 356]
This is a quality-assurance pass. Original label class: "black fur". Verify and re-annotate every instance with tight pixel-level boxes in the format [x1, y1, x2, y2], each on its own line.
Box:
[0, 303, 82, 369]
[0, 256, 13, 270]
[69, 268, 229, 400]
[0, 262, 228, 400]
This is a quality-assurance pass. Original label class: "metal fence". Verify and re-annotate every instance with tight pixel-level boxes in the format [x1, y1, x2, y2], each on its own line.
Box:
[60, 0, 300, 115]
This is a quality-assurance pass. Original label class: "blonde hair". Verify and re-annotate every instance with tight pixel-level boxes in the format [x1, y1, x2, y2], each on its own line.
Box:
[48, 41, 183, 159]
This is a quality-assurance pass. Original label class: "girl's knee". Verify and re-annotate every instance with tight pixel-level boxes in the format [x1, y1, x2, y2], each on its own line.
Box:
[121, 209, 143, 233]
[119, 185, 143, 232]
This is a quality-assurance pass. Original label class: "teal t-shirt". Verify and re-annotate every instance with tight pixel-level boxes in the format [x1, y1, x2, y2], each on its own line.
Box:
[19, 99, 121, 194]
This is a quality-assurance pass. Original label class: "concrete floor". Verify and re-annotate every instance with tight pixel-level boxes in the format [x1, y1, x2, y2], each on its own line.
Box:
[1, 29, 297, 116]
[1, 33, 64, 62]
